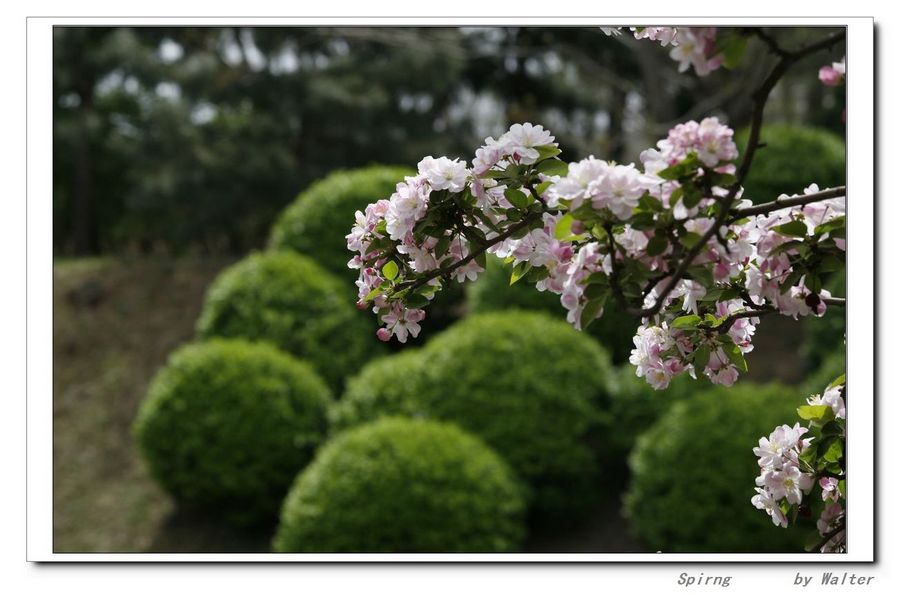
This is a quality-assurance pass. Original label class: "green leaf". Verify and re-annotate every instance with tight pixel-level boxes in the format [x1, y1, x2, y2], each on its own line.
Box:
[535, 145, 562, 160]
[629, 212, 657, 231]
[646, 234, 668, 256]
[693, 345, 711, 371]
[534, 180, 553, 196]
[363, 285, 385, 303]
[821, 420, 843, 437]
[434, 234, 452, 259]
[657, 153, 700, 181]
[405, 293, 431, 309]
[474, 250, 487, 269]
[686, 265, 714, 289]
[504, 164, 523, 178]
[580, 295, 608, 330]
[797, 404, 834, 422]
[773, 220, 809, 237]
[838, 479, 846, 496]
[682, 186, 703, 209]
[584, 282, 610, 300]
[382, 260, 399, 281]
[779, 269, 804, 294]
[805, 273, 823, 294]
[827, 374, 846, 389]
[679, 231, 703, 249]
[638, 194, 664, 212]
[509, 261, 532, 286]
[504, 188, 531, 209]
[819, 254, 845, 273]
[721, 34, 748, 69]
[554, 214, 575, 240]
[671, 314, 701, 329]
[814, 216, 845, 236]
[723, 341, 748, 372]
[822, 438, 843, 463]
[535, 158, 569, 177]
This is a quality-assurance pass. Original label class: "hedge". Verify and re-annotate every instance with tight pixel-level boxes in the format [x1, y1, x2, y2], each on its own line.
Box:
[133, 339, 332, 526]
[274, 417, 525, 552]
[624, 382, 814, 552]
[195, 251, 382, 389]
[333, 310, 612, 516]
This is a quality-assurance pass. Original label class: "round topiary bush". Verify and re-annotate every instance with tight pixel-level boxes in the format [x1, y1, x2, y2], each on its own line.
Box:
[333, 310, 612, 516]
[269, 165, 413, 277]
[133, 339, 332, 526]
[274, 417, 526, 553]
[466, 255, 640, 364]
[196, 251, 383, 389]
[624, 383, 814, 552]
[736, 124, 845, 204]
[599, 365, 696, 478]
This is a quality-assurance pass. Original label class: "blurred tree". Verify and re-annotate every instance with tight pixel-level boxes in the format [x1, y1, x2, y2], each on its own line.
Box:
[53, 26, 844, 255]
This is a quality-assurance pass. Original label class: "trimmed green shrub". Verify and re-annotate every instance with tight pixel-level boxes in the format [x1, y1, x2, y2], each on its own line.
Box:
[333, 311, 612, 516]
[196, 251, 383, 389]
[134, 339, 332, 526]
[466, 256, 640, 363]
[624, 383, 814, 552]
[599, 366, 696, 475]
[274, 417, 526, 552]
[736, 124, 845, 204]
[269, 165, 413, 278]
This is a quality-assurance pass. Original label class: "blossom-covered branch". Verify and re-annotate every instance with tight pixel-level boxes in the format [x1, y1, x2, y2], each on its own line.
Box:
[752, 376, 846, 553]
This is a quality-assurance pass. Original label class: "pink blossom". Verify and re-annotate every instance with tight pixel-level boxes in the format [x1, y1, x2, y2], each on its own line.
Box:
[818, 57, 845, 86]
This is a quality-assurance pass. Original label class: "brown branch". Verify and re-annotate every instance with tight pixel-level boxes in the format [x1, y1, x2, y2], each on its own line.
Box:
[394, 211, 542, 295]
[729, 186, 846, 220]
[635, 30, 846, 320]
[823, 297, 846, 307]
[713, 307, 774, 333]
[810, 520, 846, 553]
[749, 27, 788, 58]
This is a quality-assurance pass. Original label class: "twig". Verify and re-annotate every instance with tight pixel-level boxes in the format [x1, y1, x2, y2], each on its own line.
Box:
[394, 211, 542, 295]
[635, 30, 846, 320]
[729, 186, 846, 220]
[713, 307, 774, 333]
[811, 520, 846, 553]
[823, 297, 846, 307]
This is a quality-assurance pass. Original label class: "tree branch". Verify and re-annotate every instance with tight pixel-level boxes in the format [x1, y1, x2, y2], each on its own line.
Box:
[823, 297, 846, 307]
[713, 307, 774, 333]
[811, 520, 846, 553]
[729, 186, 846, 220]
[635, 30, 846, 320]
[394, 211, 542, 295]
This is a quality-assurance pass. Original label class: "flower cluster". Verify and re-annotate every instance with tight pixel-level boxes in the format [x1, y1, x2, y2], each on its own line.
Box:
[349, 119, 845, 391]
[751, 378, 846, 552]
[630, 27, 724, 76]
[347, 123, 559, 343]
[752, 423, 815, 527]
[819, 56, 846, 87]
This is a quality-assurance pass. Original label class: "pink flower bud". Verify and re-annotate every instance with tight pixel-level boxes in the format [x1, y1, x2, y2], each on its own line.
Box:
[376, 328, 392, 342]
[818, 65, 843, 87]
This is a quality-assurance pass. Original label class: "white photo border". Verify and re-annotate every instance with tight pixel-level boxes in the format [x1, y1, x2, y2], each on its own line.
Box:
[26, 15, 875, 562]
